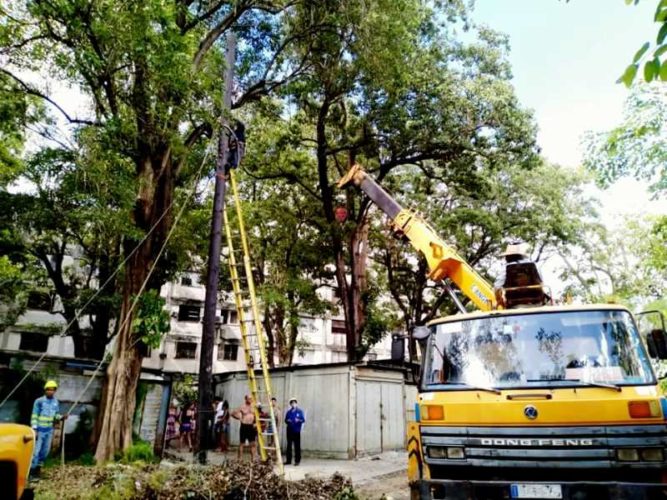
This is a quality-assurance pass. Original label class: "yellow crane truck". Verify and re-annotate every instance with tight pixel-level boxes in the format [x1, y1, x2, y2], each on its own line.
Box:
[339, 165, 667, 500]
[0, 423, 35, 500]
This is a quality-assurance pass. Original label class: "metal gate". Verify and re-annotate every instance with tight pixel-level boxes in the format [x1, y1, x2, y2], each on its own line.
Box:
[355, 379, 405, 455]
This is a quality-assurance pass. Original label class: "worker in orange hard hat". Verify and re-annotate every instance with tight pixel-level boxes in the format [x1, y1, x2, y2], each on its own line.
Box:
[30, 380, 66, 480]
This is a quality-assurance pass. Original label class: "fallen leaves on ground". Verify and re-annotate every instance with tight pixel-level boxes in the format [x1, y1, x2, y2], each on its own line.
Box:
[34, 461, 357, 500]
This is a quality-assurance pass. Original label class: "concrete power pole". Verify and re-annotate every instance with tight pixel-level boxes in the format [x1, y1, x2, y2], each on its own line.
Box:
[195, 31, 237, 465]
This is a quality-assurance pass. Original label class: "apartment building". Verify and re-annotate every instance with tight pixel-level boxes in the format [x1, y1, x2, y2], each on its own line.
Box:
[1, 270, 393, 373]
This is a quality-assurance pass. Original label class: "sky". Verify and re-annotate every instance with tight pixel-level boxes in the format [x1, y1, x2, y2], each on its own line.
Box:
[473, 0, 667, 220]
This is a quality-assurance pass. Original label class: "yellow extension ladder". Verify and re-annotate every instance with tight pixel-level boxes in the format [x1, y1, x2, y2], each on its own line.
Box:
[223, 169, 283, 473]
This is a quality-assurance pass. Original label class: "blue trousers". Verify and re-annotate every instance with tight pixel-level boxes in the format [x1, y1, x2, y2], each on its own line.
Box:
[31, 429, 54, 469]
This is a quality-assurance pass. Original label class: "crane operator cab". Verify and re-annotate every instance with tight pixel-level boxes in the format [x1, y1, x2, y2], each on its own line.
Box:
[494, 243, 552, 309]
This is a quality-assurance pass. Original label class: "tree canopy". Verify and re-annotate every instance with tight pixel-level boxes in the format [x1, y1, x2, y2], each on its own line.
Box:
[0, 0, 613, 462]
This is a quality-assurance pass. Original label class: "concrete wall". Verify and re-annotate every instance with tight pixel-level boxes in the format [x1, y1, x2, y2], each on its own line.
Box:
[214, 363, 414, 459]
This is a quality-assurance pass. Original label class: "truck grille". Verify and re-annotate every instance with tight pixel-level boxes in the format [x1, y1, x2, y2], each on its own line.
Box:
[421, 424, 667, 469]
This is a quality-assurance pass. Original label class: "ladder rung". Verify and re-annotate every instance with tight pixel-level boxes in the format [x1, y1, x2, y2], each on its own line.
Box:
[263, 446, 277, 450]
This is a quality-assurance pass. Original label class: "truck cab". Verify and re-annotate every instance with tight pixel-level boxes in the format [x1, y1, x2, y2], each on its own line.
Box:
[409, 305, 667, 500]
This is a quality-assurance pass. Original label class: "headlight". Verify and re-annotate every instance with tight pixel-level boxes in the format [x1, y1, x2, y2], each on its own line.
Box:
[446, 447, 465, 459]
[616, 448, 639, 461]
[640, 448, 664, 462]
[428, 446, 447, 459]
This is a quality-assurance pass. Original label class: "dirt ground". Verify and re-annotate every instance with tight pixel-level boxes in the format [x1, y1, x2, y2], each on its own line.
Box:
[355, 470, 411, 500]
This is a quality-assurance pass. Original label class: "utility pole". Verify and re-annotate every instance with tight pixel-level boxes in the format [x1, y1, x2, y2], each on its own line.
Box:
[195, 31, 237, 465]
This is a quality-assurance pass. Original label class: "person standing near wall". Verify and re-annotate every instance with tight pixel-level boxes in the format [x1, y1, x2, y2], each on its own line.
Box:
[165, 403, 179, 449]
[180, 402, 196, 451]
[30, 380, 65, 479]
[284, 397, 305, 466]
[215, 400, 230, 452]
[231, 394, 257, 461]
[268, 397, 280, 447]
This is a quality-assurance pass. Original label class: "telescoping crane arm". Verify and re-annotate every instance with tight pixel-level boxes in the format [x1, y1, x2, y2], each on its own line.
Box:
[338, 164, 497, 311]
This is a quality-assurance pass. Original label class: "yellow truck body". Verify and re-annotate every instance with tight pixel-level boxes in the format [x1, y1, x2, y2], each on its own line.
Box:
[408, 305, 667, 499]
[0, 423, 35, 500]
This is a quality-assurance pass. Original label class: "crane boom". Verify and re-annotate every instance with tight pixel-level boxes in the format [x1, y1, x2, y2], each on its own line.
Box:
[338, 164, 497, 311]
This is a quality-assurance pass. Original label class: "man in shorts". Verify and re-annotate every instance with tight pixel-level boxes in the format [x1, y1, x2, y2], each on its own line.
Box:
[231, 394, 257, 461]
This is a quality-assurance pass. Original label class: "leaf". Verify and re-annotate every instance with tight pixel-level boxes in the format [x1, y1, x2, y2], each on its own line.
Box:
[660, 60, 667, 81]
[645, 59, 658, 81]
[633, 41, 651, 63]
[618, 63, 638, 87]
[657, 0, 667, 22]
[658, 23, 667, 45]
[656, 44, 667, 57]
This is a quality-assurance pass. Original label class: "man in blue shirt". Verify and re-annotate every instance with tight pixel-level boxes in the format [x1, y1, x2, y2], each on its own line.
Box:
[284, 396, 305, 465]
[30, 380, 64, 478]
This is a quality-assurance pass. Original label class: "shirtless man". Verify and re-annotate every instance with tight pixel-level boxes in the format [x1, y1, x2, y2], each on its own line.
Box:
[231, 394, 257, 461]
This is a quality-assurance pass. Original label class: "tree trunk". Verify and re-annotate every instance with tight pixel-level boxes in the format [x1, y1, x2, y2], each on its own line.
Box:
[262, 303, 276, 368]
[93, 250, 149, 462]
[346, 217, 369, 360]
[94, 149, 174, 462]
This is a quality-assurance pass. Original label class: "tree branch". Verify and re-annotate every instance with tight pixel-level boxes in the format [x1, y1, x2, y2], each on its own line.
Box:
[2, 68, 99, 126]
[192, 1, 251, 70]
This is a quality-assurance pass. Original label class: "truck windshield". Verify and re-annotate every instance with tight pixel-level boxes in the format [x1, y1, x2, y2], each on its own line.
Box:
[423, 309, 655, 390]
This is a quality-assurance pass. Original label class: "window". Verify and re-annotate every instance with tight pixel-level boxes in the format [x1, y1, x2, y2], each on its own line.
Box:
[300, 318, 317, 332]
[27, 291, 51, 311]
[218, 310, 228, 324]
[19, 332, 48, 353]
[227, 310, 238, 324]
[332, 319, 347, 335]
[178, 304, 201, 322]
[218, 342, 239, 361]
[180, 275, 193, 286]
[175, 341, 197, 359]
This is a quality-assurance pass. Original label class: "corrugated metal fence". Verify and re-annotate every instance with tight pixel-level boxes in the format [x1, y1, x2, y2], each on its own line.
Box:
[214, 363, 417, 459]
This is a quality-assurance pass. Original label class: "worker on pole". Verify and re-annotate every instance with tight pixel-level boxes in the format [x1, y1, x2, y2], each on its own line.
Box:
[30, 380, 65, 479]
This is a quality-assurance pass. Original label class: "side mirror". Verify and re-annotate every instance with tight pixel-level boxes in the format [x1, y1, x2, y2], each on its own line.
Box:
[648, 329, 667, 360]
[412, 326, 430, 340]
[638, 310, 667, 360]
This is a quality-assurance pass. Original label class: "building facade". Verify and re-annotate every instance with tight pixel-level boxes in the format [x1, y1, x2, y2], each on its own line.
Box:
[1, 270, 393, 374]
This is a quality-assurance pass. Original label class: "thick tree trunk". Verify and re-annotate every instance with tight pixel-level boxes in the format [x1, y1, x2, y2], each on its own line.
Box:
[346, 218, 369, 360]
[93, 251, 149, 462]
[94, 149, 174, 462]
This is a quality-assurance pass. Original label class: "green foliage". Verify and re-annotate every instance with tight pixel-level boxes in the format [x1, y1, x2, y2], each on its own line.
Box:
[173, 374, 197, 406]
[334, 486, 360, 500]
[583, 85, 667, 195]
[620, 0, 667, 86]
[118, 440, 155, 464]
[0, 255, 28, 331]
[132, 290, 170, 349]
[559, 215, 666, 307]
[239, 0, 538, 357]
